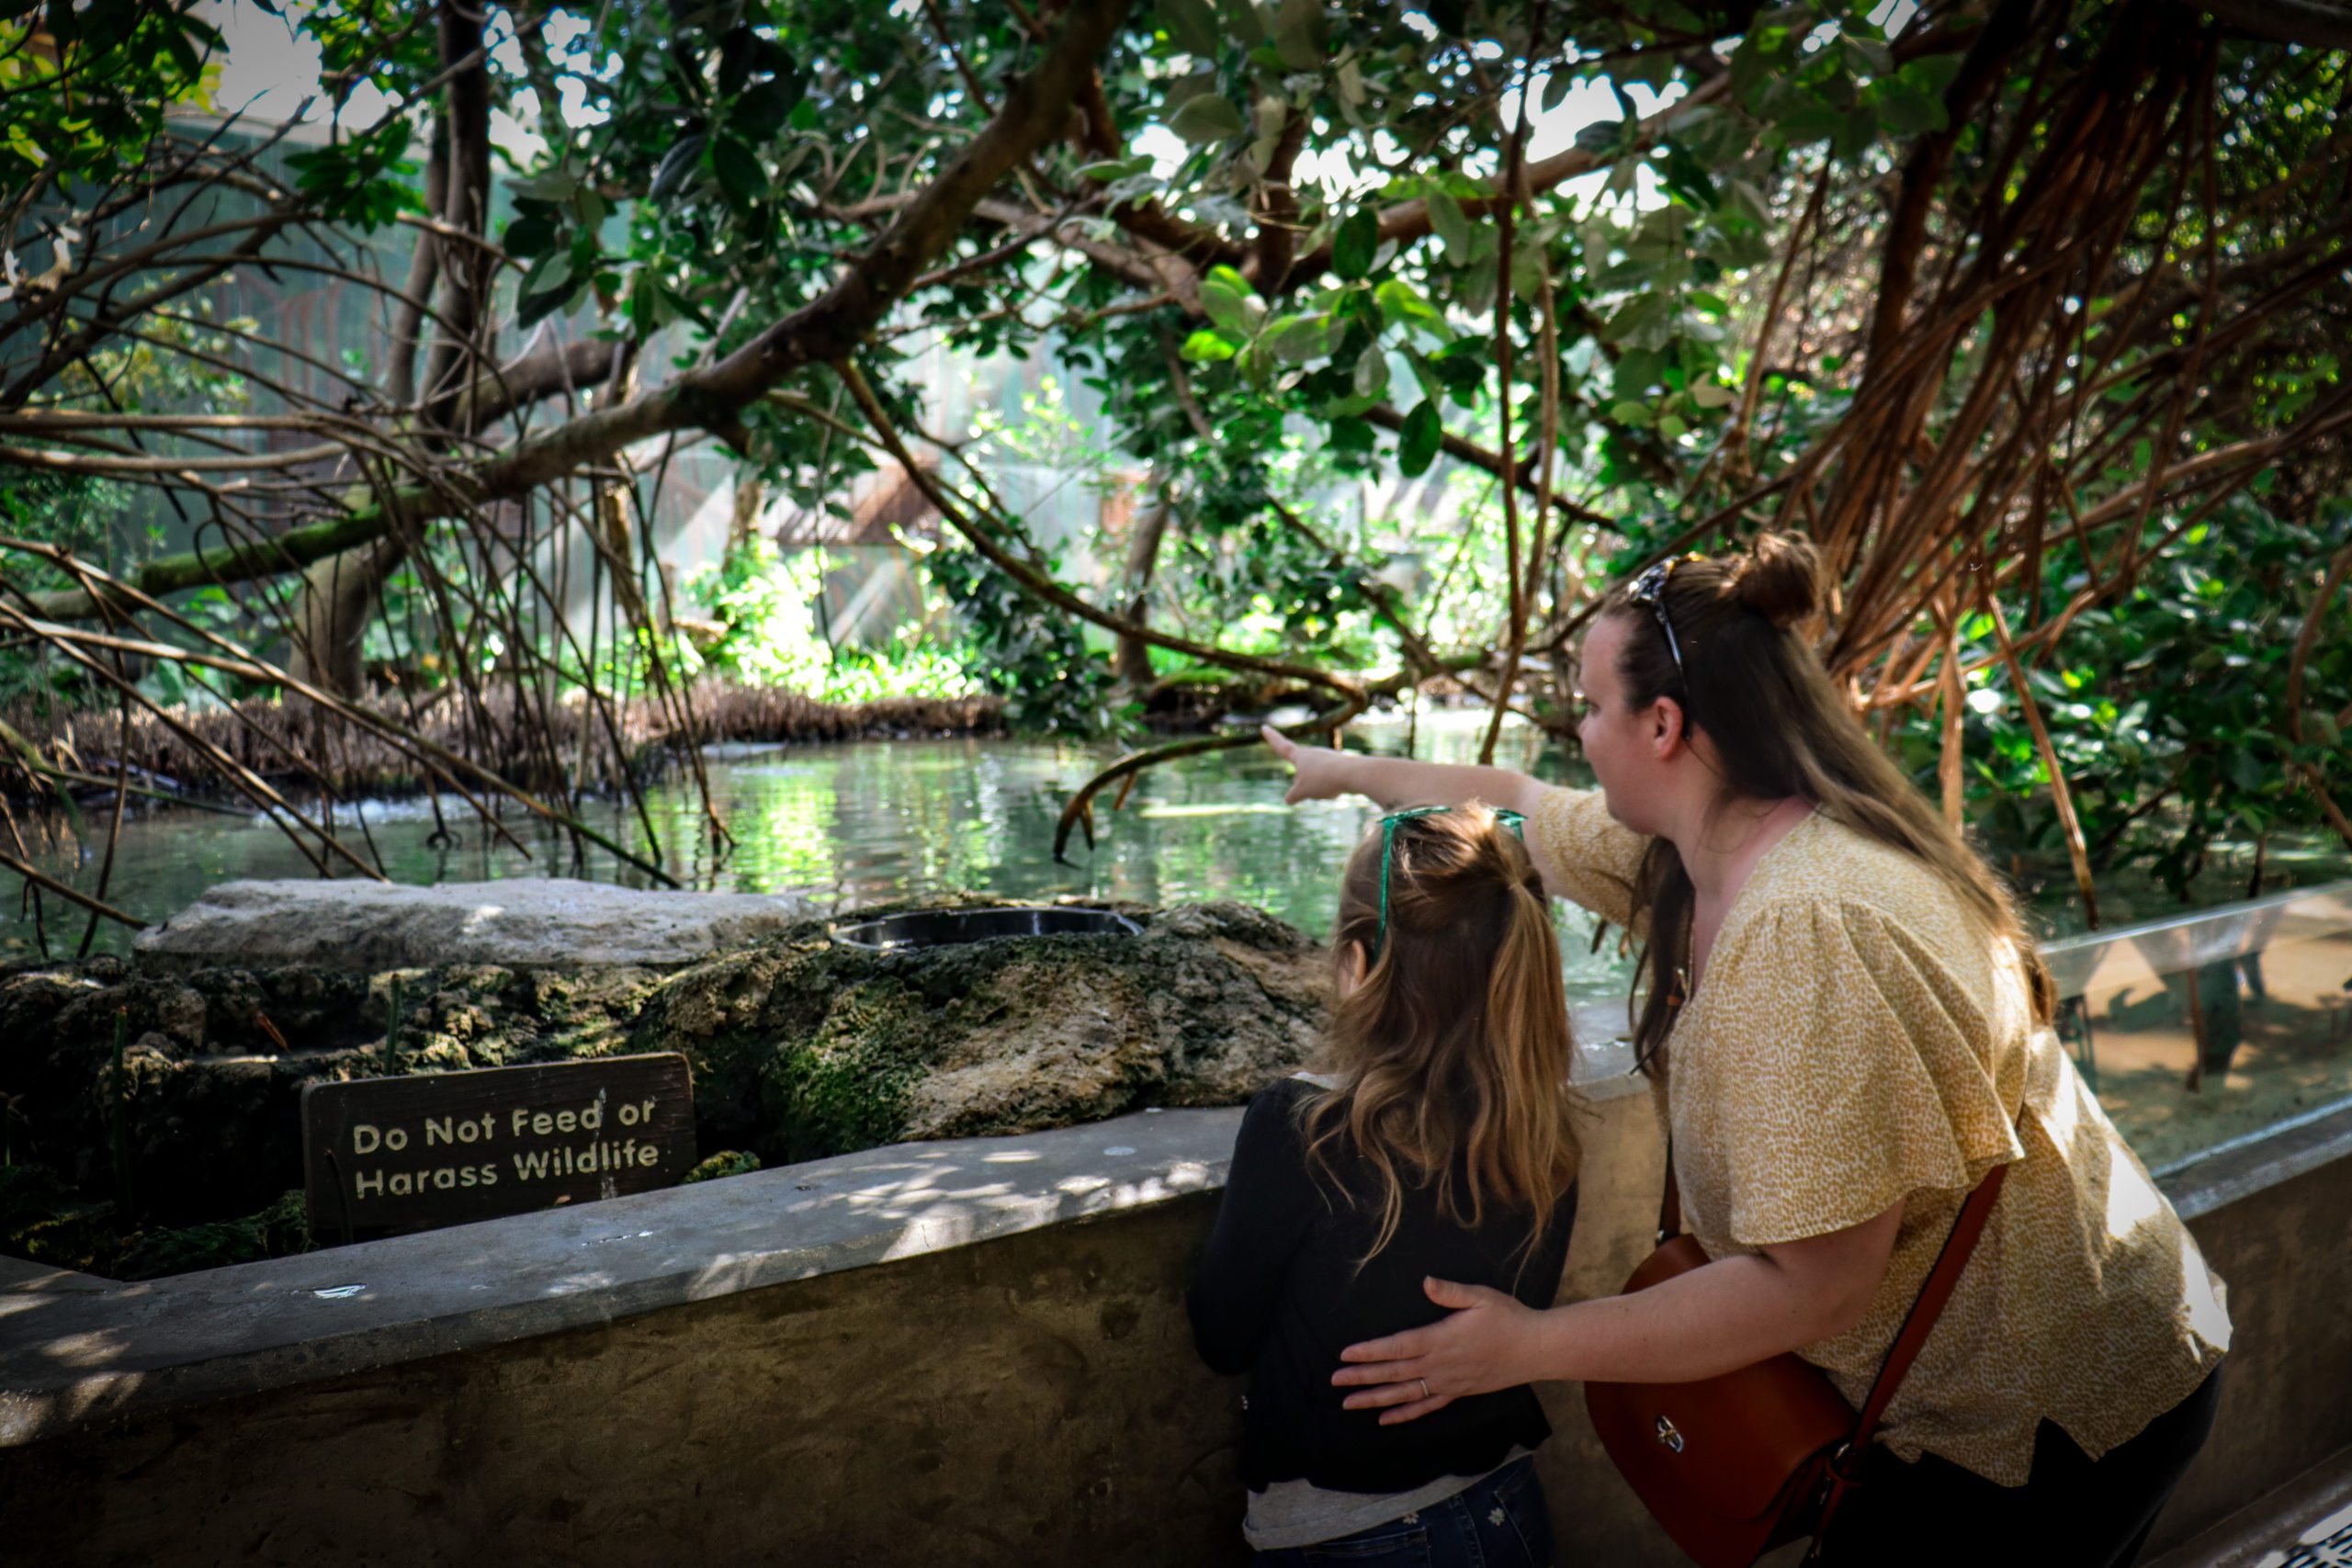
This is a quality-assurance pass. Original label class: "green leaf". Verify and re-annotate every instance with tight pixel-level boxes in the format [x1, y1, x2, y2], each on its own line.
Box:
[735, 75, 807, 139]
[1169, 92, 1245, 142]
[1159, 0, 1221, 55]
[515, 248, 580, 326]
[1774, 99, 1844, 146]
[718, 25, 756, 96]
[503, 214, 560, 258]
[1253, 93, 1289, 145]
[1333, 209, 1378, 279]
[1374, 277, 1452, 341]
[1573, 120, 1621, 156]
[1216, 0, 1265, 43]
[1839, 37, 1894, 77]
[1397, 399, 1443, 476]
[1509, 237, 1546, 300]
[516, 246, 577, 301]
[1657, 412, 1689, 440]
[1199, 266, 1261, 337]
[1609, 400, 1654, 428]
[711, 137, 769, 207]
[650, 135, 707, 203]
[1426, 188, 1473, 261]
[1327, 416, 1375, 453]
[1690, 380, 1736, 409]
[510, 168, 582, 203]
[1352, 343, 1389, 398]
[1272, 0, 1324, 70]
[1180, 329, 1238, 363]
[1834, 106, 1881, 161]
[1873, 79, 1947, 136]
[1336, 59, 1366, 112]
[1266, 312, 1331, 363]
[1899, 53, 1965, 96]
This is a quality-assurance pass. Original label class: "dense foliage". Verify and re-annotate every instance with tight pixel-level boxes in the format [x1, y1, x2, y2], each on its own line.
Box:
[1, 0, 2347, 919]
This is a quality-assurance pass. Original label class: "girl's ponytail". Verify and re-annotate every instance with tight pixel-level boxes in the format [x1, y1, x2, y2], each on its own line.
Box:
[1479, 865, 1579, 1256]
[1302, 804, 1582, 1266]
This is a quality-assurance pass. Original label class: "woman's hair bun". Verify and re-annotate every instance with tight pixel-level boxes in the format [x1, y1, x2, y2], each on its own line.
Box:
[1733, 532, 1823, 629]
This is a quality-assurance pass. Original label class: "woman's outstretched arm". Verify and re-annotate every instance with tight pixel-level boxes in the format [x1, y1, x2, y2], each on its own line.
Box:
[1261, 726, 1592, 898]
[1330, 1201, 1905, 1424]
[1262, 725, 1551, 816]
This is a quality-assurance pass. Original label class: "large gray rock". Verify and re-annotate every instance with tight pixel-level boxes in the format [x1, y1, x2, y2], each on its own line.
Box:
[639, 897, 1329, 1165]
[134, 878, 815, 971]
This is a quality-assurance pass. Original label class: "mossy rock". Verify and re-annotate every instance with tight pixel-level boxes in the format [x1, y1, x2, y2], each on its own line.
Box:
[638, 896, 1328, 1166]
[0, 955, 664, 1226]
[0, 894, 1329, 1274]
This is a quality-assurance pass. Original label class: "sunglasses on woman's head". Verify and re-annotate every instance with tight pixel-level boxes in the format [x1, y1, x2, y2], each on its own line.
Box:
[1624, 552, 1707, 682]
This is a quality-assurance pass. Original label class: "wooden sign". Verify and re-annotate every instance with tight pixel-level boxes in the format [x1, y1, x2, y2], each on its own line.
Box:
[301, 1053, 696, 1240]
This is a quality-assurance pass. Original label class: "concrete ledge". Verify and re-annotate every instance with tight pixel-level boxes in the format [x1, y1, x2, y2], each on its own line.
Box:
[2143, 1098, 2352, 1560]
[2154, 1094, 2352, 1222]
[0, 1105, 1238, 1449]
[2147, 1443, 2352, 1568]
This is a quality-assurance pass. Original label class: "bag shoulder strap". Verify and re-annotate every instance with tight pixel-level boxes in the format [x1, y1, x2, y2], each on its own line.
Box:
[1847, 1158, 2010, 1452]
[1655, 1134, 2009, 1446]
[1810, 1156, 2013, 1555]
[1657, 1138, 1682, 1242]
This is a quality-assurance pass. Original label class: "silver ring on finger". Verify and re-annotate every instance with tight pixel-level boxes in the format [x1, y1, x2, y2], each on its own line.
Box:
[1419, 1378, 1431, 1401]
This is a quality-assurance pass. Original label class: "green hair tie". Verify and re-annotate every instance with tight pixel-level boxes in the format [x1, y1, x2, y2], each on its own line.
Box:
[1370, 805, 1528, 962]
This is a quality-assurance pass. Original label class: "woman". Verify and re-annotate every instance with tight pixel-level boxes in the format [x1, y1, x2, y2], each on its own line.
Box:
[1261, 535, 2229, 1567]
[1188, 806, 1577, 1565]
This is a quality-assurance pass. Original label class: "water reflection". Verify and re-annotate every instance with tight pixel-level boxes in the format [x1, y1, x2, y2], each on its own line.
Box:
[5, 712, 1637, 1003]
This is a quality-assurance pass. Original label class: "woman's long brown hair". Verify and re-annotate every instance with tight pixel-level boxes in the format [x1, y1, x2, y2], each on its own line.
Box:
[1300, 805, 1582, 1265]
[1603, 533, 2058, 1074]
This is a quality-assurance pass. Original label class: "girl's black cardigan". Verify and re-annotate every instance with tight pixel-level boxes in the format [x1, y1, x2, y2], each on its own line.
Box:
[1185, 1077, 1577, 1494]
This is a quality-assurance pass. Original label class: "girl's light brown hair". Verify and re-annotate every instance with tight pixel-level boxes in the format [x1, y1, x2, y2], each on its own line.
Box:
[1300, 804, 1582, 1264]
[1600, 532, 2058, 1073]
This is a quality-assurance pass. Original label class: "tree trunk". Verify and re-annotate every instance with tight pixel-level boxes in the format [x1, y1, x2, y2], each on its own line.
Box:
[1114, 488, 1174, 686]
[286, 536, 410, 696]
[420, 0, 494, 429]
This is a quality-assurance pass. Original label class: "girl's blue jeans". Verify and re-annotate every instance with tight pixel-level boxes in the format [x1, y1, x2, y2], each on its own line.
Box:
[1252, 1456, 1554, 1568]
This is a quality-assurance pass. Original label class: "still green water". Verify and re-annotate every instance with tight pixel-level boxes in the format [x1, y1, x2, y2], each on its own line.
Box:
[8, 711, 1631, 986]
[8, 710, 2344, 1015]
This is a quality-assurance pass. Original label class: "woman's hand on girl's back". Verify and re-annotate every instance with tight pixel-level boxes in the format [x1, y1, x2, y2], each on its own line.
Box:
[1331, 1277, 1545, 1426]
[1261, 725, 1354, 804]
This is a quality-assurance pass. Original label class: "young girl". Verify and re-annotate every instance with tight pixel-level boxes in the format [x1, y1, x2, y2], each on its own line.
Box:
[1187, 804, 1579, 1566]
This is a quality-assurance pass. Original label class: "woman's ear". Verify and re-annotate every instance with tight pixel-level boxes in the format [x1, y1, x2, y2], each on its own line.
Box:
[1336, 939, 1368, 998]
[1648, 695, 1692, 758]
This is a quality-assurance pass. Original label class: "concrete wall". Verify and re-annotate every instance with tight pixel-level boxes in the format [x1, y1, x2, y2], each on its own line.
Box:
[2140, 1108, 2352, 1556]
[4, 1093, 2344, 1566]
[2, 1197, 1248, 1567]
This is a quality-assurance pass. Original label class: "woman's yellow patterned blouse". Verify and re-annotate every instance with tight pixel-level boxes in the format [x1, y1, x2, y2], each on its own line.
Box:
[1533, 786, 2231, 1486]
